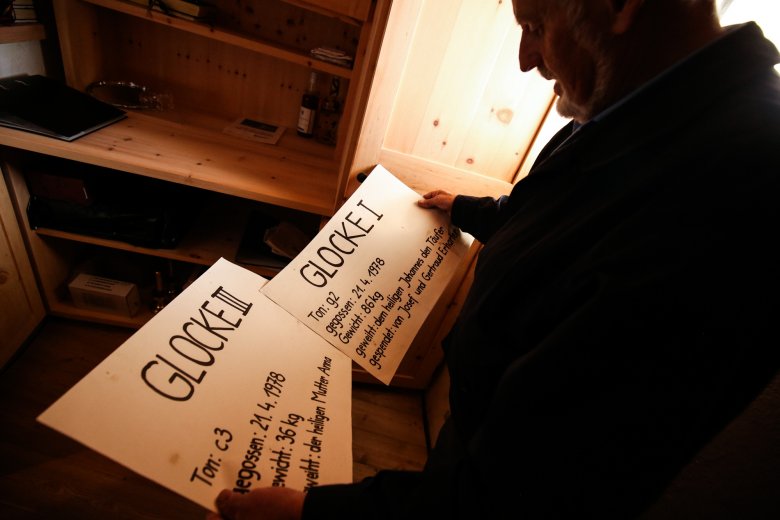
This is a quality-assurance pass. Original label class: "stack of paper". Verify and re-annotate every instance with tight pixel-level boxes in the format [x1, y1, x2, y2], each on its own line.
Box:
[310, 47, 354, 68]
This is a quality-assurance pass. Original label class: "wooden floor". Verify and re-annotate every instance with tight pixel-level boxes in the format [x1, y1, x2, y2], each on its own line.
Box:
[0, 317, 429, 519]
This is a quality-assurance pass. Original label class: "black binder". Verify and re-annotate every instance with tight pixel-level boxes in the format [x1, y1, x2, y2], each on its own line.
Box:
[0, 75, 126, 141]
[234, 211, 291, 270]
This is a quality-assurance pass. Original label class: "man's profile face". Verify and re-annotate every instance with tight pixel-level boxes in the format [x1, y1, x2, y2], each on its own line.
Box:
[512, 0, 613, 122]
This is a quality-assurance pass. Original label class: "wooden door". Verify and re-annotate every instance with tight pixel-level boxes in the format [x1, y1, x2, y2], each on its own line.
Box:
[347, 0, 557, 197]
[0, 160, 45, 368]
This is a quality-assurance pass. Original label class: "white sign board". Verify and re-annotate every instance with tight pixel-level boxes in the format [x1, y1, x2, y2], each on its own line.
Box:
[38, 258, 352, 511]
[262, 165, 474, 384]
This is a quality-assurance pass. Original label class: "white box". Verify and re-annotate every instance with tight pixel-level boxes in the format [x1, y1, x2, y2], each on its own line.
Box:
[68, 273, 141, 317]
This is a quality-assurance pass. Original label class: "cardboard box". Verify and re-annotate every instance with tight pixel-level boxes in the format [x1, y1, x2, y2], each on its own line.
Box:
[68, 273, 141, 317]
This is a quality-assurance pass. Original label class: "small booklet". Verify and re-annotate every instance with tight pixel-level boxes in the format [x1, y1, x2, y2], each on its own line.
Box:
[223, 117, 285, 145]
[0, 75, 126, 141]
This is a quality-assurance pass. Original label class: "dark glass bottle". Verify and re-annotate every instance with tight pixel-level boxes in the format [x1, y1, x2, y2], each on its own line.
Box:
[151, 270, 167, 314]
[165, 260, 179, 303]
[297, 72, 319, 138]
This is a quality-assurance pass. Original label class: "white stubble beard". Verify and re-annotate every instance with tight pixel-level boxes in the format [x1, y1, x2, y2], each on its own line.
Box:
[553, 26, 615, 123]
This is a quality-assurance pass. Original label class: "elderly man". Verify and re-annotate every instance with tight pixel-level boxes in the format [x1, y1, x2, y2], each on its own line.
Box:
[209, 0, 780, 518]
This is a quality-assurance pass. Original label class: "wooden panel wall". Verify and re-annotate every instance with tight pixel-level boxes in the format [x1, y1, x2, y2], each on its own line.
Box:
[212, 0, 362, 56]
[97, 12, 313, 129]
[381, 0, 555, 183]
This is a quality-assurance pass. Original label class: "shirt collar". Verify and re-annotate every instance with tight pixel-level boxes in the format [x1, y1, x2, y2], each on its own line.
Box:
[588, 24, 743, 124]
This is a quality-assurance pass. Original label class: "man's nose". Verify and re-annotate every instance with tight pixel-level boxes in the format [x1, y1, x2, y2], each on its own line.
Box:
[519, 32, 541, 72]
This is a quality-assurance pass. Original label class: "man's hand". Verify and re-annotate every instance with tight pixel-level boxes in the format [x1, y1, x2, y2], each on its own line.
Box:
[418, 190, 456, 214]
[205, 488, 304, 520]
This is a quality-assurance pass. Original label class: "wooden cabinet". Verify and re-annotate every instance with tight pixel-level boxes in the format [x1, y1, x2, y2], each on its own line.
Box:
[45, 0, 387, 213]
[1, 150, 318, 325]
[0, 0, 396, 375]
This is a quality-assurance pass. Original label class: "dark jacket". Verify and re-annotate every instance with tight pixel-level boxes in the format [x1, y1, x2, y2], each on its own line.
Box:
[304, 22, 780, 519]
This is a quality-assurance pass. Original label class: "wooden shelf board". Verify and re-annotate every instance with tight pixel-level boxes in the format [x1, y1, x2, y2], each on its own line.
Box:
[0, 111, 339, 216]
[47, 298, 151, 329]
[281, 0, 370, 24]
[0, 23, 45, 44]
[83, 0, 354, 79]
[32, 191, 289, 279]
[33, 227, 224, 267]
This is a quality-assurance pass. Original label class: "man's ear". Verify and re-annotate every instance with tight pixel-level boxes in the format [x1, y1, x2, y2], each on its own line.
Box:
[612, 0, 645, 34]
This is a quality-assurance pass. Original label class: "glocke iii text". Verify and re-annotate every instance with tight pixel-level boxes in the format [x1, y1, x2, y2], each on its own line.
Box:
[135, 283, 341, 494]
[141, 285, 253, 402]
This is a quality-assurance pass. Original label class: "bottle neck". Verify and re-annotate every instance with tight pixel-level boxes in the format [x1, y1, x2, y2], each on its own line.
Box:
[329, 78, 340, 97]
[307, 72, 318, 94]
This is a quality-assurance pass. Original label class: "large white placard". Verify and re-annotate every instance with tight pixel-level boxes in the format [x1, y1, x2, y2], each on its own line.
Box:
[262, 165, 474, 384]
[38, 258, 352, 511]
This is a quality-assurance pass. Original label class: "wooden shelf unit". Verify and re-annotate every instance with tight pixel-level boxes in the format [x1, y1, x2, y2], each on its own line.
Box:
[82, 0, 356, 79]
[0, 111, 340, 215]
[51, 0, 378, 210]
[0, 0, 384, 304]
[2, 150, 321, 328]
[1, 0, 382, 330]
[30, 196, 286, 279]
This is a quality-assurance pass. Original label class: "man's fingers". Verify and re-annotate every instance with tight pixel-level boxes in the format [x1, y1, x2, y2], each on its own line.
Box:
[214, 489, 238, 519]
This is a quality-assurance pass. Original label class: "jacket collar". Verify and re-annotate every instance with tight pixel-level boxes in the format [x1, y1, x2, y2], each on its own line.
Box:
[527, 22, 779, 179]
